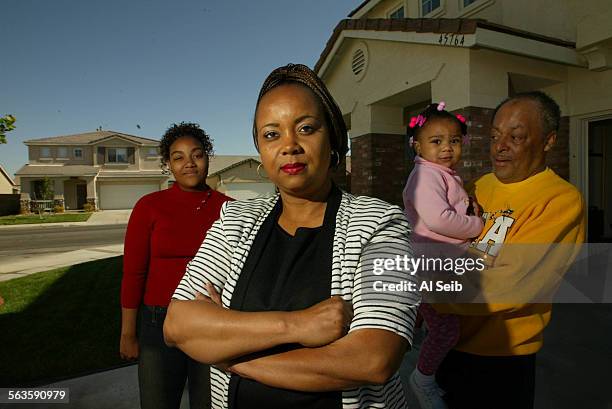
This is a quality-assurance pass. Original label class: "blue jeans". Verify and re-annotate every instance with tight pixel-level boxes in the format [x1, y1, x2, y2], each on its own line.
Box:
[138, 305, 211, 409]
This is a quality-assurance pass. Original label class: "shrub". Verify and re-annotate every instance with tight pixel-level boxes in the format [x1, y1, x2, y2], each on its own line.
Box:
[83, 203, 95, 212]
[53, 205, 65, 213]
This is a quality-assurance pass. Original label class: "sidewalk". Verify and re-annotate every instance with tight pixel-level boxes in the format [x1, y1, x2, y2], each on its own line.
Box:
[0, 210, 132, 230]
[0, 365, 189, 409]
[3, 304, 610, 409]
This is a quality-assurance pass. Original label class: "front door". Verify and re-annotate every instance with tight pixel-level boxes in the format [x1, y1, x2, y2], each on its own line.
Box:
[588, 119, 612, 242]
[76, 184, 87, 209]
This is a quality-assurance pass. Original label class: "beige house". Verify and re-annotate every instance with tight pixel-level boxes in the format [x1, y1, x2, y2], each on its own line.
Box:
[206, 155, 276, 200]
[16, 131, 167, 210]
[168, 155, 277, 200]
[0, 164, 18, 194]
[316, 0, 612, 241]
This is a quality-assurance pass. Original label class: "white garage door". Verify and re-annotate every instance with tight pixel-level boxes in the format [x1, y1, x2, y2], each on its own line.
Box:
[223, 182, 276, 200]
[98, 182, 159, 209]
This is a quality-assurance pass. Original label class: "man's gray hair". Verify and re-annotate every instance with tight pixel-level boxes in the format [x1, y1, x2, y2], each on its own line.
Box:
[492, 91, 561, 136]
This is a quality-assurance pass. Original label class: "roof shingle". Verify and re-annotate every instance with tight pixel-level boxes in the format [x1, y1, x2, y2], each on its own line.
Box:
[24, 131, 159, 146]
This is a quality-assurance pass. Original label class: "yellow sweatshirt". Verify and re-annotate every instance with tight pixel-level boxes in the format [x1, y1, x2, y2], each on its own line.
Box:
[434, 168, 585, 356]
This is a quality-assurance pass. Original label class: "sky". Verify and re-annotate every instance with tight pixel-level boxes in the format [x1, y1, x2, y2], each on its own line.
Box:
[0, 0, 360, 178]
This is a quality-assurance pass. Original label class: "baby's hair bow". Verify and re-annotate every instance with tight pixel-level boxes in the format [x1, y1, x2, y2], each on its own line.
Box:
[409, 114, 427, 128]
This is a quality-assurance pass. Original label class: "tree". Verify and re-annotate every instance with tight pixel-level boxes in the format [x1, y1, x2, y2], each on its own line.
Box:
[0, 114, 16, 144]
[34, 177, 55, 200]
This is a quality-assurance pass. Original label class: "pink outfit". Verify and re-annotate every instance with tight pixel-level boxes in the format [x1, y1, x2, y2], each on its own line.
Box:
[417, 304, 460, 375]
[403, 156, 483, 245]
[403, 156, 483, 376]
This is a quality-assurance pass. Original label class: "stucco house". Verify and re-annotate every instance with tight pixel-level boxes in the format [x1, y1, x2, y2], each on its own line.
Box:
[16, 131, 167, 210]
[15, 131, 278, 210]
[315, 0, 612, 241]
[166, 155, 277, 200]
[0, 164, 18, 194]
[204, 155, 276, 200]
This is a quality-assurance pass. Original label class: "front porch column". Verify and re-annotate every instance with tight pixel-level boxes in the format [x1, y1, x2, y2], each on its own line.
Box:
[349, 104, 409, 207]
[52, 178, 65, 211]
[86, 177, 97, 210]
[19, 177, 32, 196]
[53, 178, 65, 196]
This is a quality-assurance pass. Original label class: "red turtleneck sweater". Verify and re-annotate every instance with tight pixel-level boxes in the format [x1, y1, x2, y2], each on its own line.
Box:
[121, 183, 232, 308]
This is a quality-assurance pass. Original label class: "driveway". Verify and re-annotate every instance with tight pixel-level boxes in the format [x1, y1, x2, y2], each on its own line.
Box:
[86, 210, 132, 225]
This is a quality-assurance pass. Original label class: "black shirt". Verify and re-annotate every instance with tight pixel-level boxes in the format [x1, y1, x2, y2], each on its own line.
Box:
[228, 186, 343, 409]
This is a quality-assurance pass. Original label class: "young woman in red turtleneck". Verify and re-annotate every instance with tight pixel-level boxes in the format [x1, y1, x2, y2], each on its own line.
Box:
[119, 123, 232, 409]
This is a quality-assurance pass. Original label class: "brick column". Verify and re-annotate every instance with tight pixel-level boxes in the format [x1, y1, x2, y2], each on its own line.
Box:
[330, 160, 348, 192]
[86, 197, 97, 211]
[20, 193, 31, 214]
[452, 106, 494, 183]
[53, 194, 65, 212]
[350, 133, 410, 207]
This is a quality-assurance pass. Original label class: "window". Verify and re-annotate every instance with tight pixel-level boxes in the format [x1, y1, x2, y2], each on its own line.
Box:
[463, 0, 478, 6]
[422, 0, 440, 15]
[389, 5, 405, 19]
[40, 147, 51, 158]
[57, 147, 68, 158]
[147, 147, 158, 156]
[74, 148, 83, 159]
[107, 147, 128, 163]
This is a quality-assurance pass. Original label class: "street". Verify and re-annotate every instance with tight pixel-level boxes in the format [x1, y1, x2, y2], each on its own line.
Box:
[0, 224, 127, 257]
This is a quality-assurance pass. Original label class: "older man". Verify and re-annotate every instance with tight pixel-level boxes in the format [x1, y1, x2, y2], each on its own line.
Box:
[434, 91, 585, 409]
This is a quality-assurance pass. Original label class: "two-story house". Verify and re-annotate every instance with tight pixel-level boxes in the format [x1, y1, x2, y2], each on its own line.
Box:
[316, 0, 612, 241]
[15, 131, 167, 210]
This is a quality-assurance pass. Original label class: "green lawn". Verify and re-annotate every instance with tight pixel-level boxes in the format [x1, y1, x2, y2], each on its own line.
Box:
[0, 213, 91, 226]
[0, 257, 125, 386]
[0, 212, 92, 225]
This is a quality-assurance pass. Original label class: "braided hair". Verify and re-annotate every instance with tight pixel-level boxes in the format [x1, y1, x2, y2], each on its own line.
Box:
[252, 64, 348, 165]
[407, 102, 468, 144]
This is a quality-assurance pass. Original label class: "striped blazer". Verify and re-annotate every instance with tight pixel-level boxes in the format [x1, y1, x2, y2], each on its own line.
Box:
[173, 190, 419, 409]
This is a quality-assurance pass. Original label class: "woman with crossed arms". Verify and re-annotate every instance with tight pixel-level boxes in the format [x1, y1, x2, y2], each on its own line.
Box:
[164, 64, 419, 409]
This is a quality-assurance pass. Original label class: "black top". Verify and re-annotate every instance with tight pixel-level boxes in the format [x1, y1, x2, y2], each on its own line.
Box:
[228, 186, 343, 409]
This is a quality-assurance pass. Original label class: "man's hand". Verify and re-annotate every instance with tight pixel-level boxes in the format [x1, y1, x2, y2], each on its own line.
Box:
[292, 296, 353, 348]
[468, 196, 482, 218]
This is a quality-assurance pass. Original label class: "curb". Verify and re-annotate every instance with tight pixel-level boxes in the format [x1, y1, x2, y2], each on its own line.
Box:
[0, 222, 128, 230]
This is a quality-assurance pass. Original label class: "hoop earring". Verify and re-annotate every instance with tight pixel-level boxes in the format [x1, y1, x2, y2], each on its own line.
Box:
[330, 150, 341, 168]
[257, 163, 267, 179]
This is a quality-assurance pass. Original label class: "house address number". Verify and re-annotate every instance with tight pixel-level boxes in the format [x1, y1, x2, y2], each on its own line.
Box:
[438, 33, 465, 46]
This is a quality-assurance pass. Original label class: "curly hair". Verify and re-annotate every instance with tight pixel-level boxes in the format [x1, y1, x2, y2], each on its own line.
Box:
[407, 102, 468, 143]
[159, 122, 214, 168]
[252, 63, 348, 166]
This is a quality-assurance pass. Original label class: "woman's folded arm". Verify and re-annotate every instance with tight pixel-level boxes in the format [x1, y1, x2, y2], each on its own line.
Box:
[164, 294, 352, 365]
[228, 328, 408, 391]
